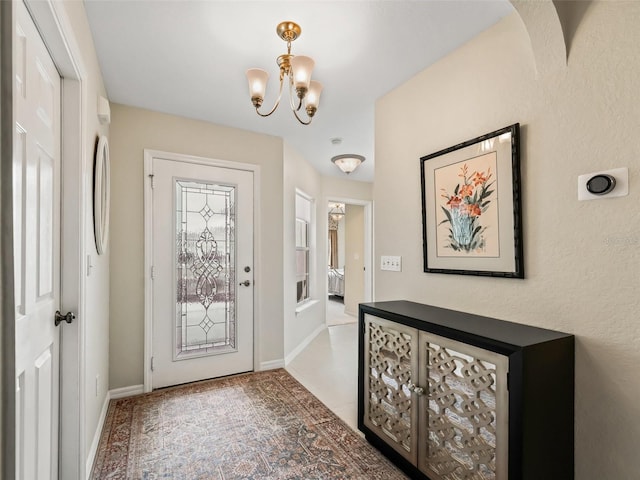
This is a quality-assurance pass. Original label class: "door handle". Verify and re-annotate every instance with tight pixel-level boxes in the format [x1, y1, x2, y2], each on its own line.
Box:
[54, 310, 76, 327]
[239, 280, 251, 287]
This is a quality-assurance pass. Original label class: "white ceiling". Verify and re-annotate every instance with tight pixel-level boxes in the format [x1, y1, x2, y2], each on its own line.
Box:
[84, 1, 513, 182]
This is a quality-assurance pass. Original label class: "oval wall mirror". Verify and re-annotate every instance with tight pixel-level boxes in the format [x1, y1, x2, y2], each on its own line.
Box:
[94, 135, 110, 254]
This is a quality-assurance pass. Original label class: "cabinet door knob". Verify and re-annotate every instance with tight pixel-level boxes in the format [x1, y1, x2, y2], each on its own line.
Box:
[407, 381, 425, 396]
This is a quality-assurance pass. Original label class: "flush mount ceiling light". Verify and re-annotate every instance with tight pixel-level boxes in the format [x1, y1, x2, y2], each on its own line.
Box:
[246, 21, 323, 125]
[331, 154, 365, 174]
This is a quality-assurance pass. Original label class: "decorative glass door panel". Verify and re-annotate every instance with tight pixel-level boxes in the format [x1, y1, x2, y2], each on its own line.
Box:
[150, 155, 253, 390]
[363, 314, 419, 464]
[175, 180, 237, 359]
[418, 332, 509, 480]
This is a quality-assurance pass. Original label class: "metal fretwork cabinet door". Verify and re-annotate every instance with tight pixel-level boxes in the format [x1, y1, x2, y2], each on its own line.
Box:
[417, 331, 510, 480]
[363, 314, 420, 464]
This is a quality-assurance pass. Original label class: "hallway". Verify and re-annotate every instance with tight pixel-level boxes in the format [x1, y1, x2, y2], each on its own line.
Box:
[286, 323, 359, 431]
[326, 296, 357, 326]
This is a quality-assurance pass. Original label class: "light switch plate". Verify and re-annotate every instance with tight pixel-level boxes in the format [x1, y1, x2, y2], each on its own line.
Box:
[381, 255, 402, 272]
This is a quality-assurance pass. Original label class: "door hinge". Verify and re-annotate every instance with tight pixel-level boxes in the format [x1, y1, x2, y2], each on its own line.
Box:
[150, 266, 155, 279]
[149, 173, 155, 188]
[507, 372, 510, 391]
[150, 356, 154, 372]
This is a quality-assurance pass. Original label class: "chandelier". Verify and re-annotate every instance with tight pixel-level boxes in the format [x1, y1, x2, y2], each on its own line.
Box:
[328, 203, 345, 221]
[328, 203, 345, 230]
[246, 21, 323, 125]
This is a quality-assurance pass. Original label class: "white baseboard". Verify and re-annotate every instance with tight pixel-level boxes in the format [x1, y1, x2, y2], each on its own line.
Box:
[109, 384, 144, 399]
[85, 391, 111, 478]
[344, 307, 358, 317]
[85, 384, 144, 476]
[259, 359, 285, 370]
[284, 323, 327, 365]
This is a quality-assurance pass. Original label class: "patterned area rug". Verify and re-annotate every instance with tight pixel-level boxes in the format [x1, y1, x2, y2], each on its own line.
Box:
[91, 369, 407, 479]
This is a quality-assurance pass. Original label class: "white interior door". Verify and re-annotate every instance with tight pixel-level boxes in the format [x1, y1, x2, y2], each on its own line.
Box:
[150, 157, 254, 389]
[14, 1, 62, 478]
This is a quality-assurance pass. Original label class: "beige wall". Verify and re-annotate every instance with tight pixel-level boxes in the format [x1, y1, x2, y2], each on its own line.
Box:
[375, 5, 640, 479]
[109, 104, 285, 388]
[344, 204, 365, 316]
[283, 143, 325, 358]
[336, 215, 345, 268]
[322, 176, 372, 201]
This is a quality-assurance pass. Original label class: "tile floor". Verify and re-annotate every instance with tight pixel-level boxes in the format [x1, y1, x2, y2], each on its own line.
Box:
[326, 297, 358, 326]
[286, 321, 360, 431]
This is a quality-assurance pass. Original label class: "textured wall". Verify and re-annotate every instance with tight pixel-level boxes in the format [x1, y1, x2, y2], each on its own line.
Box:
[283, 142, 324, 358]
[322, 176, 372, 202]
[375, 5, 640, 479]
[109, 104, 285, 388]
[344, 204, 365, 316]
[337, 215, 345, 269]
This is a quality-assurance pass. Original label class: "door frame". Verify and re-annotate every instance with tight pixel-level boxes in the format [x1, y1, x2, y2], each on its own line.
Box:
[143, 149, 261, 393]
[19, 1, 88, 478]
[1, 3, 15, 478]
[323, 196, 374, 310]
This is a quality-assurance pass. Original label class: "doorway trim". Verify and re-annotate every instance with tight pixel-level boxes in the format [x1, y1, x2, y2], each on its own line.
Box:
[323, 196, 374, 312]
[143, 149, 262, 393]
[20, 1, 88, 478]
[1, 3, 15, 478]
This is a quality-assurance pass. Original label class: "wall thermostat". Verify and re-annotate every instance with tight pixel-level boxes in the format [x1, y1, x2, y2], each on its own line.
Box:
[578, 167, 628, 201]
[586, 174, 616, 195]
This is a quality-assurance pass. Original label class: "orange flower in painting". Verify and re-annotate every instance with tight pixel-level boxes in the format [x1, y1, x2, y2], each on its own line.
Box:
[447, 196, 462, 208]
[439, 163, 494, 252]
[465, 203, 482, 217]
[472, 169, 491, 186]
[458, 184, 474, 197]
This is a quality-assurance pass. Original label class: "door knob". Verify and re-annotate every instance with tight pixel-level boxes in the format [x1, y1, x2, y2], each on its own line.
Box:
[54, 310, 76, 327]
[239, 280, 251, 287]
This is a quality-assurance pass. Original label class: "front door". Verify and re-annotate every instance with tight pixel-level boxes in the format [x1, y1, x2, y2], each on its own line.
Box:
[150, 156, 254, 389]
[14, 1, 62, 478]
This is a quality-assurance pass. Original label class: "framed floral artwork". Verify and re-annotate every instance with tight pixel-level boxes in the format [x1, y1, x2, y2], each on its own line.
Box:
[420, 123, 523, 277]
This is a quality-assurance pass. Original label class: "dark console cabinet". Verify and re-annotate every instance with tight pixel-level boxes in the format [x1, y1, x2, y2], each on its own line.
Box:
[358, 301, 574, 480]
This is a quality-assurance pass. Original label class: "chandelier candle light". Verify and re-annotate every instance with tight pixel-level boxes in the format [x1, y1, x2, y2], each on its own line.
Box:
[246, 21, 323, 125]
